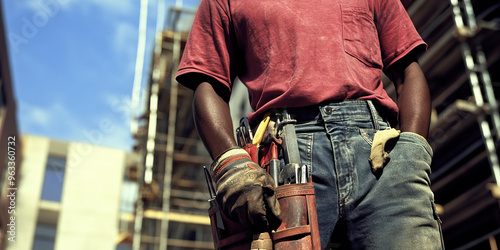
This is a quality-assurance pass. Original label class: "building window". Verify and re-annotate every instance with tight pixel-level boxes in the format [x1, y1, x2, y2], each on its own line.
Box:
[120, 180, 139, 213]
[41, 155, 66, 202]
[116, 243, 132, 250]
[32, 223, 57, 250]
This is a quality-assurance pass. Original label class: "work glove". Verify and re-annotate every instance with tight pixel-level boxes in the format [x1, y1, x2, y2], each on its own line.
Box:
[210, 147, 282, 231]
[369, 128, 401, 173]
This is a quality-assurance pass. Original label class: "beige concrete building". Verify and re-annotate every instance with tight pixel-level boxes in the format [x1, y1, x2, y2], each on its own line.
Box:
[6, 135, 138, 250]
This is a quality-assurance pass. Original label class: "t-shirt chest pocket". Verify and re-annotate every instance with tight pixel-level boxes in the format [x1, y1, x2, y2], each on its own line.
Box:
[342, 5, 382, 68]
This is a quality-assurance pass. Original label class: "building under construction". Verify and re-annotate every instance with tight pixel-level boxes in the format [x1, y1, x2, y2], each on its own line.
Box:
[129, 4, 214, 250]
[129, 0, 500, 249]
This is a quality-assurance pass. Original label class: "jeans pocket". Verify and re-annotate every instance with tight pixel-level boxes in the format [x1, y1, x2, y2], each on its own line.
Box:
[400, 132, 433, 158]
[359, 121, 391, 146]
[342, 4, 382, 68]
[359, 128, 375, 146]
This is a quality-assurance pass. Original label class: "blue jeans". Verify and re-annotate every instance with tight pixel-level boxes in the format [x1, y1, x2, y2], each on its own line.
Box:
[287, 100, 444, 249]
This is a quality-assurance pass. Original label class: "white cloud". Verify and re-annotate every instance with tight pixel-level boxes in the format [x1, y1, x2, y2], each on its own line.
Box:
[113, 21, 138, 58]
[22, 0, 135, 16]
[83, 0, 135, 15]
[57, 0, 135, 14]
[19, 101, 70, 129]
[18, 99, 134, 151]
[92, 93, 135, 150]
[103, 94, 133, 121]
[75, 94, 135, 150]
[23, 0, 58, 12]
[22, 105, 51, 128]
[98, 119, 134, 150]
[74, 113, 134, 151]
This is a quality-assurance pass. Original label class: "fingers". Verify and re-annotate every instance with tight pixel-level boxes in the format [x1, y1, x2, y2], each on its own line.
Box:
[224, 184, 281, 231]
[246, 203, 270, 230]
[215, 162, 282, 231]
[265, 195, 282, 230]
[244, 184, 282, 231]
[263, 183, 282, 230]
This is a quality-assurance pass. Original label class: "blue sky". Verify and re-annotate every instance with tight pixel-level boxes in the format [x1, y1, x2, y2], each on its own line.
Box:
[2, 0, 200, 151]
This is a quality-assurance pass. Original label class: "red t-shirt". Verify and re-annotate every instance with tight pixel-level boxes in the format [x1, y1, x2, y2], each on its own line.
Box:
[176, 0, 426, 124]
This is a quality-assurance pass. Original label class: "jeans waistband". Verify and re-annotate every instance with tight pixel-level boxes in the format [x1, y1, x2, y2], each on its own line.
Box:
[285, 100, 388, 129]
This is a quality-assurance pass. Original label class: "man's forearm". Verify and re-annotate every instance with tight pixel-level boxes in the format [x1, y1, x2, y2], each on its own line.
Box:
[396, 61, 431, 138]
[193, 82, 238, 159]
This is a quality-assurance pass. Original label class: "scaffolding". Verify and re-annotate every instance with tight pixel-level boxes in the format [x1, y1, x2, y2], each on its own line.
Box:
[130, 4, 214, 250]
[407, 0, 500, 248]
[125, 0, 500, 249]
[450, 0, 500, 185]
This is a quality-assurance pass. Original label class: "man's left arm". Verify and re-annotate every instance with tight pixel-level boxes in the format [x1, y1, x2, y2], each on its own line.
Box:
[387, 55, 431, 138]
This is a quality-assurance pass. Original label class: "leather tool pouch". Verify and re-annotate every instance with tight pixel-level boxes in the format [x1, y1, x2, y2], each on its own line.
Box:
[272, 180, 321, 250]
[208, 112, 320, 249]
[208, 181, 321, 250]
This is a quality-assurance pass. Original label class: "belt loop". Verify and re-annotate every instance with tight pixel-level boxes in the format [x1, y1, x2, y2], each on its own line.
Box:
[366, 100, 380, 130]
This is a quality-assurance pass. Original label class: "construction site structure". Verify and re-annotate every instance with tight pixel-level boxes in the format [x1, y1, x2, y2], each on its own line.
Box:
[129, 4, 215, 250]
[129, 0, 500, 249]
[402, 0, 500, 248]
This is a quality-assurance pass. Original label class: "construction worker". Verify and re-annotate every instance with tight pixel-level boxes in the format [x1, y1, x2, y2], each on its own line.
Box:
[176, 0, 444, 248]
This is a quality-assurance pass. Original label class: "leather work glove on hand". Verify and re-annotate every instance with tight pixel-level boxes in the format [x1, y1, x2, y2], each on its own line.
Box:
[211, 147, 282, 231]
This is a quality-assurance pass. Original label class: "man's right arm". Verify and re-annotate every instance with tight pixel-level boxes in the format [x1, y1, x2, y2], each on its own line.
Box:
[193, 82, 238, 159]
[192, 82, 282, 231]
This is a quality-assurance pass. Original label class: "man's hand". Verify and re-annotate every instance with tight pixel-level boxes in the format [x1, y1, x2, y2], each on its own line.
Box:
[211, 147, 282, 231]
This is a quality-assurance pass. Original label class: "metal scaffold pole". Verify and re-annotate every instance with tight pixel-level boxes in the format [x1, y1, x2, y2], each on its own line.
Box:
[131, 0, 150, 136]
[132, 0, 149, 249]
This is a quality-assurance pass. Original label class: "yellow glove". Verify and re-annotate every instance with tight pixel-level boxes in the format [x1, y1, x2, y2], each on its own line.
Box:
[369, 128, 400, 173]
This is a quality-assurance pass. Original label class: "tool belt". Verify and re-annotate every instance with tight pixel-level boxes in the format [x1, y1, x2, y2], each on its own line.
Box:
[205, 110, 321, 250]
